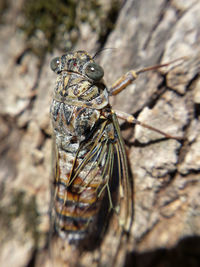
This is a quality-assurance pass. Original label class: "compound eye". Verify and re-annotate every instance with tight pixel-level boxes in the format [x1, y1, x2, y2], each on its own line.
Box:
[84, 62, 104, 81]
[50, 57, 61, 73]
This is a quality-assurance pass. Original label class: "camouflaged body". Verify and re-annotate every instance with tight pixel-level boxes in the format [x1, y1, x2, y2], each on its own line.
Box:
[50, 51, 116, 243]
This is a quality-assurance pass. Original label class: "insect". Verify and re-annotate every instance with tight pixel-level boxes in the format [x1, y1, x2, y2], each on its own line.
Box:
[50, 50, 182, 246]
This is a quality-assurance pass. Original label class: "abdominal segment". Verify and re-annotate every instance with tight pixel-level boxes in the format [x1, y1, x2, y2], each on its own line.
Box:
[54, 148, 106, 243]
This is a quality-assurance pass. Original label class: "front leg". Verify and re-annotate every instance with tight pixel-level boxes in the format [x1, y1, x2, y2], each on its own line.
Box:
[109, 70, 138, 96]
[109, 58, 185, 96]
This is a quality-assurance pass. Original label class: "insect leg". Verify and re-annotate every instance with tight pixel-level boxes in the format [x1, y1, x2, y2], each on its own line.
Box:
[109, 57, 186, 96]
[114, 110, 184, 141]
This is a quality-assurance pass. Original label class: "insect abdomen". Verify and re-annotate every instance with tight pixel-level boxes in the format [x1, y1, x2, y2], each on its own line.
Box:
[51, 100, 108, 243]
[54, 167, 102, 242]
[54, 150, 106, 243]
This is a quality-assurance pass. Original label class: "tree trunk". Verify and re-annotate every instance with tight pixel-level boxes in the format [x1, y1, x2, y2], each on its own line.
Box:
[0, 0, 199, 266]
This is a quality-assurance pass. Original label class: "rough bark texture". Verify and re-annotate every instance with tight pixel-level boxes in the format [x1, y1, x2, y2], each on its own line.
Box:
[0, 0, 200, 266]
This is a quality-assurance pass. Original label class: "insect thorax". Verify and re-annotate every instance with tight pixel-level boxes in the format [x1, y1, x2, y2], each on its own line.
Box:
[52, 71, 109, 110]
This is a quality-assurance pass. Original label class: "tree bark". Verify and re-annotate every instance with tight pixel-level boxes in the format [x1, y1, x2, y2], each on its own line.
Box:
[0, 0, 199, 267]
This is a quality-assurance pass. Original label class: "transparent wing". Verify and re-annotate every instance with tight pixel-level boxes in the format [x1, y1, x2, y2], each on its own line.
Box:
[112, 112, 133, 232]
[68, 113, 133, 233]
[51, 114, 133, 245]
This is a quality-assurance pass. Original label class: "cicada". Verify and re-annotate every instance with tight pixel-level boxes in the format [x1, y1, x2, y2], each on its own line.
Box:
[50, 50, 182, 246]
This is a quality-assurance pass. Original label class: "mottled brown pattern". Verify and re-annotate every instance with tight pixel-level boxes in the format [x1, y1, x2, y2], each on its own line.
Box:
[50, 51, 132, 245]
